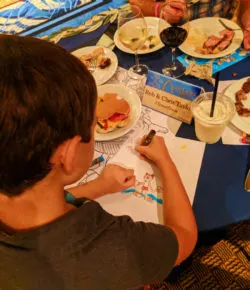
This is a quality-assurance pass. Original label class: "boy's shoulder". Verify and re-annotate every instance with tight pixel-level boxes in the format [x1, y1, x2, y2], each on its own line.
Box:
[0, 197, 178, 289]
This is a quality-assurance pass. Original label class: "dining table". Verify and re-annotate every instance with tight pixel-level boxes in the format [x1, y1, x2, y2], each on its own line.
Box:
[48, 18, 250, 232]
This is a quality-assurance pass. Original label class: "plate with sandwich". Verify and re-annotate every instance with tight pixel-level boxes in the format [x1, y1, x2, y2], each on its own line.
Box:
[95, 84, 141, 141]
[114, 17, 164, 55]
[72, 46, 118, 85]
[179, 17, 243, 59]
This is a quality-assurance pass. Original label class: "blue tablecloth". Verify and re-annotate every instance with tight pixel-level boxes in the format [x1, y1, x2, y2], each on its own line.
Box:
[116, 47, 250, 231]
[61, 26, 250, 232]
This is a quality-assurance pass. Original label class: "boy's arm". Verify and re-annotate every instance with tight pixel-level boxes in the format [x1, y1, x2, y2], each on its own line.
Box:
[66, 164, 135, 201]
[67, 178, 109, 200]
[136, 136, 197, 266]
[157, 159, 197, 266]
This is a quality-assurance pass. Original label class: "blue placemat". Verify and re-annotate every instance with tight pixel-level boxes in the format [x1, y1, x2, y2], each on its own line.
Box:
[177, 48, 249, 74]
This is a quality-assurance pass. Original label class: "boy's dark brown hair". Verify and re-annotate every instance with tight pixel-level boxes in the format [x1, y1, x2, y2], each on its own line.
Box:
[0, 35, 97, 196]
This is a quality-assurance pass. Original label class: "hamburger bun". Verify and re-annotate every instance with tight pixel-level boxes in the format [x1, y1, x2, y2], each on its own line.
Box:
[96, 93, 130, 134]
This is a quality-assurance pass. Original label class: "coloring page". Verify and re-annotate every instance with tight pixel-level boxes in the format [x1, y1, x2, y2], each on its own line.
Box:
[97, 130, 205, 224]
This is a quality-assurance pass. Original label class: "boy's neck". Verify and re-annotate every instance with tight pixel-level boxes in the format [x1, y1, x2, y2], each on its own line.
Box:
[0, 181, 74, 232]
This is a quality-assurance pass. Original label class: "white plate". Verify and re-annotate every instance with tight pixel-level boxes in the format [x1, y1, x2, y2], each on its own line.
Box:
[72, 46, 118, 86]
[114, 17, 165, 55]
[225, 77, 250, 134]
[179, 17, 243, 59]
[95, 84, 141, 141]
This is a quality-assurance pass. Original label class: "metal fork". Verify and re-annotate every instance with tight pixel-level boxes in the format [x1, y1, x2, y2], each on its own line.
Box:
[88, 57, 97, 74]
[218, 19, 241, 31]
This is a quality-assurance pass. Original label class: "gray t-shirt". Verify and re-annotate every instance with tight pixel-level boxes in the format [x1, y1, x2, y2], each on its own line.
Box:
[0, 197, 178, 290]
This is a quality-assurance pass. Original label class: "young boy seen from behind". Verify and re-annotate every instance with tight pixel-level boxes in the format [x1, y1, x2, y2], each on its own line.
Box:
[0, 35, 197, 290]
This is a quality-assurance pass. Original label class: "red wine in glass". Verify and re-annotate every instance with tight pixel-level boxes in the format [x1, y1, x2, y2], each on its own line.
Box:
[159, 0, 189, 78]
[160, 26, 188, 48]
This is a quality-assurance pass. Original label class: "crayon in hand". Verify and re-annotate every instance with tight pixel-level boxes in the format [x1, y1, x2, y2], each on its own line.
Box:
[142, 130, 156, 146]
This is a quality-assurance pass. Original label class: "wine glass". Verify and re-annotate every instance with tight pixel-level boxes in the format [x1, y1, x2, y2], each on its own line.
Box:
[158, 0, 189, 78]
[118, 5, 148, 80]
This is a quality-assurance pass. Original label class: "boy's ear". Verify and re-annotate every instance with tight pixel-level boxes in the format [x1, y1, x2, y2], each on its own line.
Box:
[58, 136, 82, 175]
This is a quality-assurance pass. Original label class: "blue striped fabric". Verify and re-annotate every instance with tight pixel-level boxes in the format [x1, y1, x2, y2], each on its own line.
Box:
[0, 0, 127, 36]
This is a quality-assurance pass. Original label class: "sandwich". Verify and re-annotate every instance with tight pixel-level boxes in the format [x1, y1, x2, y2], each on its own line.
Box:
[96, 93, 130, 134]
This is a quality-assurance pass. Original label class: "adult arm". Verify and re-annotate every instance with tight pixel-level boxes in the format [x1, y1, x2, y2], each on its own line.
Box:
[129, 0, 159, 16]
[239, 0, 250, 50]
[129, 0, 186, 23]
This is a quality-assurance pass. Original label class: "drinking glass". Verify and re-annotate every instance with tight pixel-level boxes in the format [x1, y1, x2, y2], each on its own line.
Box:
[158, 0, 189, 78]
[118, 5, 148, 79]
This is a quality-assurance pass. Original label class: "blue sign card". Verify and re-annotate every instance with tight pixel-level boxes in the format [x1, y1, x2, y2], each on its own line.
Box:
[142, 70, 203, 124]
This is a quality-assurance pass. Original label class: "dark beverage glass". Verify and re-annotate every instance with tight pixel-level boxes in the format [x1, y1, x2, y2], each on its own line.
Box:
[159, 0, 189, 78]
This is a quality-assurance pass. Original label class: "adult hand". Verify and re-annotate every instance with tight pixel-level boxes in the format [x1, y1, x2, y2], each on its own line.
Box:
[135, 135, 171, 166]
[161, 0, 186, 24]
[98, 164, 135, 194]
[243, 29, 250, 50]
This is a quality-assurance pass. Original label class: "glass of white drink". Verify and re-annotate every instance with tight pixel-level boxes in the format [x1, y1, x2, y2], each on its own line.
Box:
[118, 5, 148, 79]
[191, 92, 235, 144]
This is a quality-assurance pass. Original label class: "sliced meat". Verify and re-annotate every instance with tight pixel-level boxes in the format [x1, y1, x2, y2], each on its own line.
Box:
[235, 79, 250, 117]
[220, 29, 235, 41]
[242, 82, 250, 93]
[216, 39, 232, 51]
[235, 101, 244, 112]
[238, 107, 250, 117]
[207, 47, 215, 54]
[203, 35, 222, 49]
[236, 89, 247, 101]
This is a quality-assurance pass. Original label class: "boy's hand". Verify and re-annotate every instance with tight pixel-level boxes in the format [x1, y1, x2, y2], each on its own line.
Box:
[99, 164, 136, 194]
[136, 135, 171, 166]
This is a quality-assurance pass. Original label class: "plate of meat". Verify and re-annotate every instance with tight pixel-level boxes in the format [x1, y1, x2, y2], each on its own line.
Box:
[225, 77, 250, 134]
[179, 17, 243, 59]
[72, 46, 118, 85]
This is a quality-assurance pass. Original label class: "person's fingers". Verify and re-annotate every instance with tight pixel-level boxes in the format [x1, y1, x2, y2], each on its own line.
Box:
[244, 30, 250, 50]
[135, 145, 149, 155]
[170, 2, 185, 11]
[163, 7, 183, 23]
[139, 135, 147, 146]
[165, 15, 182, 23]
[125, 168, 135, 177]
[168, 6, 184, 18]
[122, 169, 135, 183]
[108, 163, 127, 171]
[124, 175, 136, 188]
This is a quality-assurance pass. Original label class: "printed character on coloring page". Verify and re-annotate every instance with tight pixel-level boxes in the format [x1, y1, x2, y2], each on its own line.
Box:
[135, 173, 156, 202]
